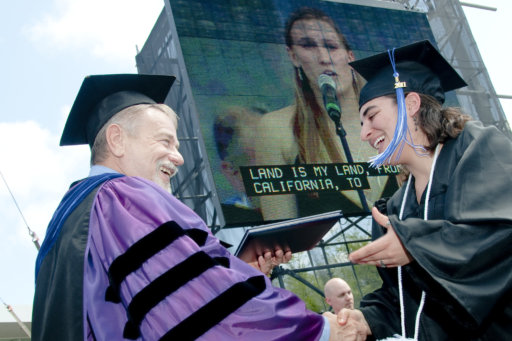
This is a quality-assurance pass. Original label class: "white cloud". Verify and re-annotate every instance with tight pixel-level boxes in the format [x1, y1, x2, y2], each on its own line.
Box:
[0, 120, 90, 305]
[0, 120, 90, 234]
[2, 0, 165, 308]
[28, 0, 164, 62]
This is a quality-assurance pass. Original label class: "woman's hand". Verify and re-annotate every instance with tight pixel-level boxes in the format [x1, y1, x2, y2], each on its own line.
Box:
[349, 207, 413, 268]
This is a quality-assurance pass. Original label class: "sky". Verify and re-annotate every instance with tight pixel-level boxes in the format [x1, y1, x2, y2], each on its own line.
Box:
[0, 0, 511, 322]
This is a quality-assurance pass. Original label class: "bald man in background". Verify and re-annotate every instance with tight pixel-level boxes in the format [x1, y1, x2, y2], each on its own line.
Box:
[324, 278, 354, 314]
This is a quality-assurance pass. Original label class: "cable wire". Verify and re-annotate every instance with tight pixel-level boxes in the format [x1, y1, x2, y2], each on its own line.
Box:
[0, 169, 40, 250]
[1, 297, 32, 337]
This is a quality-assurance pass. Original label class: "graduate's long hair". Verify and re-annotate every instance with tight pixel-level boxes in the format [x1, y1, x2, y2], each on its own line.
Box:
[390, 93, 471, 184]
[284, 7, 365, 163]
[414, 93, 472, 150]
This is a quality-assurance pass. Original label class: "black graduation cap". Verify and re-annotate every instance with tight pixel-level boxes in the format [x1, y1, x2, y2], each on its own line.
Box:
[60, 74, 175, 147]
[350, 40, 467, 108]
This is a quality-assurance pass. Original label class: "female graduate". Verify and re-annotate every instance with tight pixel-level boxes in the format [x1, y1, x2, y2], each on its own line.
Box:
[344, 40, 512, 340]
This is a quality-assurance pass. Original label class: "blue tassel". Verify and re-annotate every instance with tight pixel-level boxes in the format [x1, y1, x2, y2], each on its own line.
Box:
[369, 49, 408, 167]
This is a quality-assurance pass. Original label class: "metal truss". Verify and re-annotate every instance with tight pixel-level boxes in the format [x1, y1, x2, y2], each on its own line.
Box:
[388, 0, 511, 136]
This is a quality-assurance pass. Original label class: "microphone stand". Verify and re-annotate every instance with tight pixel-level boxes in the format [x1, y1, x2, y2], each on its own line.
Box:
[327, 108, 371, 213]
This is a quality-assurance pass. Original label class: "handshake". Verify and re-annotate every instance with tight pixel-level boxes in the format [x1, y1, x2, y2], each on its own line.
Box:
[323, 309, 371, 341]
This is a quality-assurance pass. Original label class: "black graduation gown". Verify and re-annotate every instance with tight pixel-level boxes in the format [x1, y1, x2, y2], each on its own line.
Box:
[32, 181, 102, 340]
[359, 121, 512, 340]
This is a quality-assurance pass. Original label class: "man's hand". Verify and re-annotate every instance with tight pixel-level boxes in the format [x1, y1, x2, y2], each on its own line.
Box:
[349, 207, 413, 268]
[323, 310, 369, 341]
[248, 248, 292, 276]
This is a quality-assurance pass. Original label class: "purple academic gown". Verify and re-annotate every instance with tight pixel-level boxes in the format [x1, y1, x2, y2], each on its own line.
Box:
[51, 175, 325, 340]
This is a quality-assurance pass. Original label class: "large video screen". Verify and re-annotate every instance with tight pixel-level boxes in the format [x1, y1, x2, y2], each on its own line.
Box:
[168, 0, 445, 226]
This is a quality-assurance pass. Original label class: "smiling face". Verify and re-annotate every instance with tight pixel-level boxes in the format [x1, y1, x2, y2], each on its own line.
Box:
[360, 93, 426, 166]
[360, 95, 399, 156]
[120, 107, 184, 192]
[287, 18, 355, 95]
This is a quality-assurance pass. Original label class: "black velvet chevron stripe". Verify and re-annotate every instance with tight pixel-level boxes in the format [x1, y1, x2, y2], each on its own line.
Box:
[105, 221, 208, 303]
[159, 275, 266, 341]
[122, 251, 230, 339]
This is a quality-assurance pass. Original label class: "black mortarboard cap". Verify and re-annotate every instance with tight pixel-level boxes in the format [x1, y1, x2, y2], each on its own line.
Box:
[60, 74, 175, 147]
[350, 40, 467, 108]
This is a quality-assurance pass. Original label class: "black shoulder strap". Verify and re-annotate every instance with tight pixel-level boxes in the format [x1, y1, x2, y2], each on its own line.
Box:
[160, 275, 266, 341]
[122, 251, 230, 339]
[105, 221, 208, 303]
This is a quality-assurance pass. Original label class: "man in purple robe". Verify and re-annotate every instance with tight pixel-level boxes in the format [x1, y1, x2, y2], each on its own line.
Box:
[32, 74, 367, 340]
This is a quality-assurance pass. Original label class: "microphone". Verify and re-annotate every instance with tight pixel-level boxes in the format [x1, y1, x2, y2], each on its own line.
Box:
[318, 74, 341, 123]
[318, 76, 368, 211]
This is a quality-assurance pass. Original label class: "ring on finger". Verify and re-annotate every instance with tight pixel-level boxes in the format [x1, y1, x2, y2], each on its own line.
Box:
[379, 259, 387, 268]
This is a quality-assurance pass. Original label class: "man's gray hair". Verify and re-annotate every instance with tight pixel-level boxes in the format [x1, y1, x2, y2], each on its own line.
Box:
[90, 103, 177, 165]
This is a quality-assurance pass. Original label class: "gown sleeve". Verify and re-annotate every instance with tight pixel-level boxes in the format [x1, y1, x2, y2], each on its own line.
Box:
[84, 176, 325, 340]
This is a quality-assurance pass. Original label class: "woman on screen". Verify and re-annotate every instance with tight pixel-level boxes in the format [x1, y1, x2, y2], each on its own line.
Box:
[255, 7, 395, 220]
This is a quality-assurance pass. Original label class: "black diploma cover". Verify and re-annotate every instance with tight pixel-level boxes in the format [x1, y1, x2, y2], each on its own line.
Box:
[235, 210, 343, 263]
